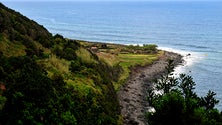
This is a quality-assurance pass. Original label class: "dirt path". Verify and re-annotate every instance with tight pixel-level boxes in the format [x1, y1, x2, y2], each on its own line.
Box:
[117, 51, 182, 125]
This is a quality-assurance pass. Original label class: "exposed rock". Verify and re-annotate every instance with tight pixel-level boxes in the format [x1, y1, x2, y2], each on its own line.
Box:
[117, 51, 183, 125]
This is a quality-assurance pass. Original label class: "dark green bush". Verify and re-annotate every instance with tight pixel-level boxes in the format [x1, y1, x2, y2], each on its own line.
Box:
[147, 61, 222, 125]
[0, 3, 121, 124]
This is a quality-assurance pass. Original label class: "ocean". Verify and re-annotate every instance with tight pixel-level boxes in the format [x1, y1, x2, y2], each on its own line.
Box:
[2, 1, 222, 110]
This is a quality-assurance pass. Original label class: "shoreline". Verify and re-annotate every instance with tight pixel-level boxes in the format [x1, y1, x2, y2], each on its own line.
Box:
[158, 47, 203, 76]
[117, 51, 183, 125]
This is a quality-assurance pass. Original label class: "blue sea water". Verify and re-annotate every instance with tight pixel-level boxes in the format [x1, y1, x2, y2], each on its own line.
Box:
[3, 1, 222, 110]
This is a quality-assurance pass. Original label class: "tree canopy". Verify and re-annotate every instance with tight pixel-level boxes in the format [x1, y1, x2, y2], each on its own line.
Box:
[147, 60, 222, 125]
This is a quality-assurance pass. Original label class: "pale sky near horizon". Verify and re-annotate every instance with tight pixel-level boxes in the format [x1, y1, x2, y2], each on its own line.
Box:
[1, 0, 221, 1]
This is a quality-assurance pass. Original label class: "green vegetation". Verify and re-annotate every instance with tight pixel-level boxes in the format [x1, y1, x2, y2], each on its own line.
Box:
[2, 2, 222, 125]
[116, 53, 159, 90]
[0, 3, 120, 124]
[127, 44, 158, 53]
[0, 3, 161, 124]
[1, 2, 222, 125]
[81, 42, 161, 90]
[147, 60, 222, 125]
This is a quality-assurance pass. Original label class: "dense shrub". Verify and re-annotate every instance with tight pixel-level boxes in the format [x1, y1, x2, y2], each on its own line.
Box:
[52, 36, 80, 61]
[147, 61, 222, 125]
[0, 2, 52, 47]
[0, 55, 120, 124]
[126, 44, 158, 54]
[143, 44, 158, 53]
[0, 3, 121, 125]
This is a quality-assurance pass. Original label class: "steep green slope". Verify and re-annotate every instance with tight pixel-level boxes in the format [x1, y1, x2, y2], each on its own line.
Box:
[0, 3, 52, 57]
[0, 3, 121, 124]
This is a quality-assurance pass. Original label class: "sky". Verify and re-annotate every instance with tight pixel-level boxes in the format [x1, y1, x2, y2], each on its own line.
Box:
[1, 0, 221, 3]
[1, 0, 221, 1]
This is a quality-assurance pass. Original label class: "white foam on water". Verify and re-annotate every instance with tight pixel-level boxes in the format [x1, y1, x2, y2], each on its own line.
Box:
[158, 47, 204, 77]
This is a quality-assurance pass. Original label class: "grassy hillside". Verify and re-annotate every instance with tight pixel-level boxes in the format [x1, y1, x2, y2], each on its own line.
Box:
[0, 3, 162, 125]
[80, 42, 162, 90]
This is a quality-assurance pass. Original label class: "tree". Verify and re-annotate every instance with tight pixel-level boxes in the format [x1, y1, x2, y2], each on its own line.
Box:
[155, 59, 178, 94]
[146, 60, 222, 125]
[178, 74, 197, 99]
[148, 91, 185, 125]
[201, 90, 219, 111]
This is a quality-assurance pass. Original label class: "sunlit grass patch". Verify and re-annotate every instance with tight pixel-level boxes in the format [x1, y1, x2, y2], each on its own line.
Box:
[113, 53, 159, 90]
[65, 78, 102, 97]
[96, 52, 119, 66]
[0, 39, 26, 57]
[76, 47, 98, 64]
[118, 54, 158, 67]
[38, 54, 70, 78]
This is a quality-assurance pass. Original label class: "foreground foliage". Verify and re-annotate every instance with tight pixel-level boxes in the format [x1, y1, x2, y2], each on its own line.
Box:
[0, 3, 121, 124]
[0, 3, 160, 124]
[147, 60, 222, 125]
[0, 45, 121, 125]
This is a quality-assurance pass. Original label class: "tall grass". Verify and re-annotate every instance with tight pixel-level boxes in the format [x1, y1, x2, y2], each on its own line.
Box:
[0, 39, 26, 57]
[76, 47, 98, 64]
[38, 54, 70, 78]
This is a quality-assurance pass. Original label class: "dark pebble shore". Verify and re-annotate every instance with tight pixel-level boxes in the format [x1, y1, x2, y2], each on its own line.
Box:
[117, 51, 183, 125]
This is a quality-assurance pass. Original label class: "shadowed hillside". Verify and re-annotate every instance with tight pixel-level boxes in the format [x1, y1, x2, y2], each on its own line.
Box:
[0, 2, 169, 124]
[0, 3, 121, 124]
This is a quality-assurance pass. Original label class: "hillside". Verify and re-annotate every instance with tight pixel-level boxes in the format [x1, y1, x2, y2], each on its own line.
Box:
[0, 3, 164, 125]
[0, 3, 122, 124]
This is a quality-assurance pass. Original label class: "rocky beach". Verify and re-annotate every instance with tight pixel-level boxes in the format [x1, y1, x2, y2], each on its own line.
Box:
[117, 51, 183, 125]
